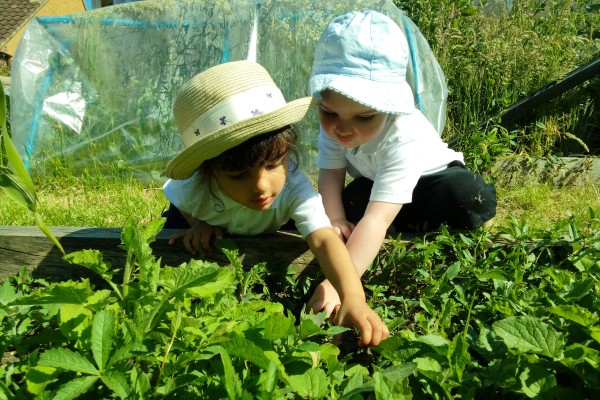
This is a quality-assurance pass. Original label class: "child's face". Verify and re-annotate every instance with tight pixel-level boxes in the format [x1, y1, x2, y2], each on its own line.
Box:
[317, 90, 389, 148]
[214, 154, 289, 211]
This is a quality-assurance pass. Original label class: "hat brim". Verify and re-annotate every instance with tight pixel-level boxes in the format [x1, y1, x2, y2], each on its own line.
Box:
[166, 96, 314, 179]
[310, 74, 415, 114]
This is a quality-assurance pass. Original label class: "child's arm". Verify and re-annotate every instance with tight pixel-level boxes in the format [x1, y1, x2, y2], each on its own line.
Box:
[318, 168, 355, 241]
[305, 227, 390, 347]
[347, 200, 402, 275]
[307, 200, 401, 316]
[168, 210, 224, 255]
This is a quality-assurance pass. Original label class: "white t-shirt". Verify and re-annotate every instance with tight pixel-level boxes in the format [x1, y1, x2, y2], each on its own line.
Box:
[317, 109, 463, 204]
[162, 163, 331, 238]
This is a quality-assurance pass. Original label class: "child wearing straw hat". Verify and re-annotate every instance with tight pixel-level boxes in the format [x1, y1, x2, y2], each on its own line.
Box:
[162, 60, 389, 347]
[306, 11, 497, 313]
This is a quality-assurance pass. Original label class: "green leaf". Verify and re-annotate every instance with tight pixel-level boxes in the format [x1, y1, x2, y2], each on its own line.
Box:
[0, 83, 35, 196]
[38, 348, 99, 375]
[478, 269, 510, 281]
[299, 311, 329, 339]
[34, 211, 65, 254]
[589, 327, 600, 345]
[0, 79, 7, 136]
[25, 365, 58, 396]
[547, 305, 599, 328]
[445, 262, 461, 280]
[220, 332, 272, 370]
[448, 334, 470, 380]
[288, 368, 328, 399]
[100, 370, 130, 399]
[12, 281, 96, 305]
[52, 375, 99, 400]
[106, 342, 147, 369]
[562, 343, 600, 369]
[519, 364, 557, 398]
[59, 303, 93, 343]
[0, 278, 18, 305]
[564, 278, 595, 301]
[379, 362, 416, 382]
[92, 310, 115, 371]
[163, 261, 234, 300]
[262, 313, 295, 340]
[218, 348, 242, 400]
[341, 371, 365, 396]
[418, 334, 450, 349]
[493, 316, 565, 357]
[64, 249, 110, 275]
[262, 361, 278, 394]
[0, 170, 35, 209]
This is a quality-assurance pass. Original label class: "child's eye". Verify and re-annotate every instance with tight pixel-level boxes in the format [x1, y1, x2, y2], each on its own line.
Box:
[356, 115, 376, 121]
[226, 171, 247, 180]
[318, 107, 336, 117]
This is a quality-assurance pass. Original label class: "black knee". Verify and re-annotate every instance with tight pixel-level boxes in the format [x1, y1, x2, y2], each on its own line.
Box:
[341, 177, 374, 224]
[161, 203, 191, 229]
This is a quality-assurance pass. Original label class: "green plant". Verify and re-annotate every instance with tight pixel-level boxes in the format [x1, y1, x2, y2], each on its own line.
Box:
[0, 80, 64, 254]
[2, 213, 600, 398]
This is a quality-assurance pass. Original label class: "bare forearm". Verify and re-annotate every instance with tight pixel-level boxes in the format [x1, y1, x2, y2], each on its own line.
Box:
[346, 201, 403, 276]
[318, 169, 347, 221]
[346, 219, 389, 276]
[306, 228, 366, 301]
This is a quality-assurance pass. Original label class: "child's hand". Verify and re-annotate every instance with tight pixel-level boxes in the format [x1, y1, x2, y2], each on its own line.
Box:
[168, 220, 224, 255]
[334, 298, 389, 347]
[330, 218, 355, 242]
[306, 280, 341, 317]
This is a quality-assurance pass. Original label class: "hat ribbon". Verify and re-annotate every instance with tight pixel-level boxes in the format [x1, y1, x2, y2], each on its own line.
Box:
[181, 84, 287, 147]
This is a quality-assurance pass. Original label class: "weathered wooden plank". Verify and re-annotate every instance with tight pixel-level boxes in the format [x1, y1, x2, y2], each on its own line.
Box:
[0, 226, 319, 281]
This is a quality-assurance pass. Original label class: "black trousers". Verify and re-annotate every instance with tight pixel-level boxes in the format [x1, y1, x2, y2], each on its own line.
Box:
[342, 161, 497, 232]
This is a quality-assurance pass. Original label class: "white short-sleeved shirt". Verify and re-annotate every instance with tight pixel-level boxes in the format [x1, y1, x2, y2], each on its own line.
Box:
[317, 109, 463, 204]
[162, 164, 331, 238]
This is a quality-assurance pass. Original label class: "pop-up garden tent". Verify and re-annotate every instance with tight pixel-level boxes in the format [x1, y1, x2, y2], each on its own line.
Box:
[10, 0, 447, 182]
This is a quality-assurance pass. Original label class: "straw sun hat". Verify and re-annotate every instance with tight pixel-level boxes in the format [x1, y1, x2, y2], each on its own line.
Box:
[166, 60, 314, 180]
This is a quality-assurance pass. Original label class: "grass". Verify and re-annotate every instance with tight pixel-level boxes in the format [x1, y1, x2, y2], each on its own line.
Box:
[1, 169, 599, 235]
[0, 172, 167, 227]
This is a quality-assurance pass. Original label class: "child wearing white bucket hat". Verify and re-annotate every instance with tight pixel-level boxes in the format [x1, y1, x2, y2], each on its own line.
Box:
[306, 11, 496, 311]
[162, 60, 389, 346]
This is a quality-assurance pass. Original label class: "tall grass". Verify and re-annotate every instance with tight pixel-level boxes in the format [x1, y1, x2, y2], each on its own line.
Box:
[396, 0, 600, 161]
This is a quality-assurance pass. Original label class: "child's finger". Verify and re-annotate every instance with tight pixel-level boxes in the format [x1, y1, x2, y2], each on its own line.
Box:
[168, 231, 185, 245]
[199, 233, 212, 253]
[306, 297, 323, 314]
[364, 314, 390, 347]
[183, 234, 197, 255]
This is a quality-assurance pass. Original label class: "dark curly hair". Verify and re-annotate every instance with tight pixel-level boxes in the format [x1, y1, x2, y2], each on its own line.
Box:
[198, 125, 300, 211]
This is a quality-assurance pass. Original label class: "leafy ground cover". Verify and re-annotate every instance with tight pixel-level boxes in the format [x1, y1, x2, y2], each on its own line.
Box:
[1, 212, 599, 398]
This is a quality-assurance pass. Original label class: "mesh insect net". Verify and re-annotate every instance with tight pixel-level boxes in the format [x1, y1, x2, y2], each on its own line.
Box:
[10, 0, 447, 183]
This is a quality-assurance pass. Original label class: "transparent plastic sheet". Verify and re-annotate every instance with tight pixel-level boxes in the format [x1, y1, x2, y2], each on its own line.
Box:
[10, 0, 447, 183]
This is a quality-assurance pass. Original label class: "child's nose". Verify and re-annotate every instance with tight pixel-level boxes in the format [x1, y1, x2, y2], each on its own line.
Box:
[253, 169, 270, 192]
[335, 122, 352, 135]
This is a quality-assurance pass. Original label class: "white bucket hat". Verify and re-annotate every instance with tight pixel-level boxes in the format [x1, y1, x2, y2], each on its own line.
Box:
[309, 10, 415, 114]
[166, 61, 313, 180]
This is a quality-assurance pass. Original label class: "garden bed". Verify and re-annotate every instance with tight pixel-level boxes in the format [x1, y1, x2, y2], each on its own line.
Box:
[0, 226, 326, 282]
